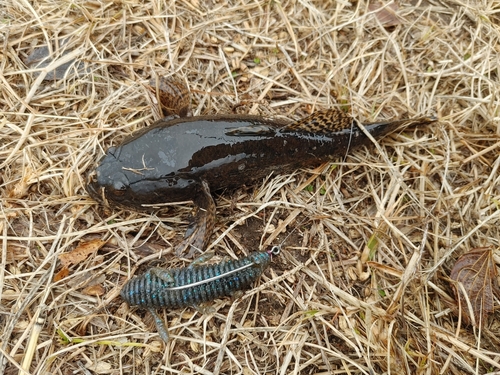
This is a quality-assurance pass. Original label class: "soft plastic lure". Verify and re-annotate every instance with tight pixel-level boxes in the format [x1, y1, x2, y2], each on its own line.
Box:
[120, 246, 280, 342]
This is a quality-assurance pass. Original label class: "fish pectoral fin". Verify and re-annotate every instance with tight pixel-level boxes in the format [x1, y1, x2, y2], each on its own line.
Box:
[175, 180, 216, 258]
[225, 124, 277, 136]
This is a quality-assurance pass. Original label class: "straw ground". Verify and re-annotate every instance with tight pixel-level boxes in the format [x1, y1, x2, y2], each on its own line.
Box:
[1, 1, 500, 374]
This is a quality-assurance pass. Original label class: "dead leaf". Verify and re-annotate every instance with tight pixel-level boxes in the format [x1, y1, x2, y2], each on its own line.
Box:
[82, 284, 105, 297]
[367, 261, 403, 278]
[85, 360, 112, 374]
[368, 2, 402, 28]
[7, 243, 28, 262]
[59, 239, 106, 268]
[148, 76, 191, 118]
[450, 247, 498, 326]
[7, 167, 37, 199]
[53, 266, 69, 282]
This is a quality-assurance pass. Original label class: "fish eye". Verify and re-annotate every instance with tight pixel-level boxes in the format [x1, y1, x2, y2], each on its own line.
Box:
[111, 180, 127, 196]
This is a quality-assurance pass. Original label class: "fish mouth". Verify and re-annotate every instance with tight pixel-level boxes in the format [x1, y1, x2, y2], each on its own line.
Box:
[85, 169, 108, 206]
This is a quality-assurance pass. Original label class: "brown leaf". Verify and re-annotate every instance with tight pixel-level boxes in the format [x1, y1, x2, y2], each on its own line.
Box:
[7, 167, 37, 199]
[59, 239, 106, 268]
[82, 284, 106, 297]
[450, 247, 498, 326]
[53, 266, 70, 282]
[148, 76, 191, 118]
[368, 2, 402, 28]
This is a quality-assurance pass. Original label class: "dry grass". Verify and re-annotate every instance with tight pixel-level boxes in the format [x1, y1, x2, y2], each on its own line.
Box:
[1, 0, 500, 374]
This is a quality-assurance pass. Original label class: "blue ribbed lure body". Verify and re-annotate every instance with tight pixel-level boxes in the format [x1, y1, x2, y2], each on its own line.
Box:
[121, 251, 272, 309]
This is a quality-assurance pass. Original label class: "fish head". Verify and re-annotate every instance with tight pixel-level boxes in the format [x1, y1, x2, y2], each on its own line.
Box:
[86, 144, 199, 211]
[86, 146, 137, 208]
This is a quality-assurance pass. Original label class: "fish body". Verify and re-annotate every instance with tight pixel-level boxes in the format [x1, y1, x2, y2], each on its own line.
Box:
[87, 109, 436, 255]
[87, 110, 405, 210]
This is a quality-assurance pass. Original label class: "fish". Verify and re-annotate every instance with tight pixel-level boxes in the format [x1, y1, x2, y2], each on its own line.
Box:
[87, 109, 437, 256]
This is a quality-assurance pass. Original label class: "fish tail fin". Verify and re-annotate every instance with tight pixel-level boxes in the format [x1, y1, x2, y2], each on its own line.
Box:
[364, 116, 438, 128]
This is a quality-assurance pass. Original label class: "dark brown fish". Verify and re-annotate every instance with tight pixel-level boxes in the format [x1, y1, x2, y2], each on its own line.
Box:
[87, 109, 436, 256]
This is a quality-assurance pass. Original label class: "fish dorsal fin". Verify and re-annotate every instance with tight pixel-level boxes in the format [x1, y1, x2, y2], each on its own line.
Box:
[282, 109, 353, 135]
